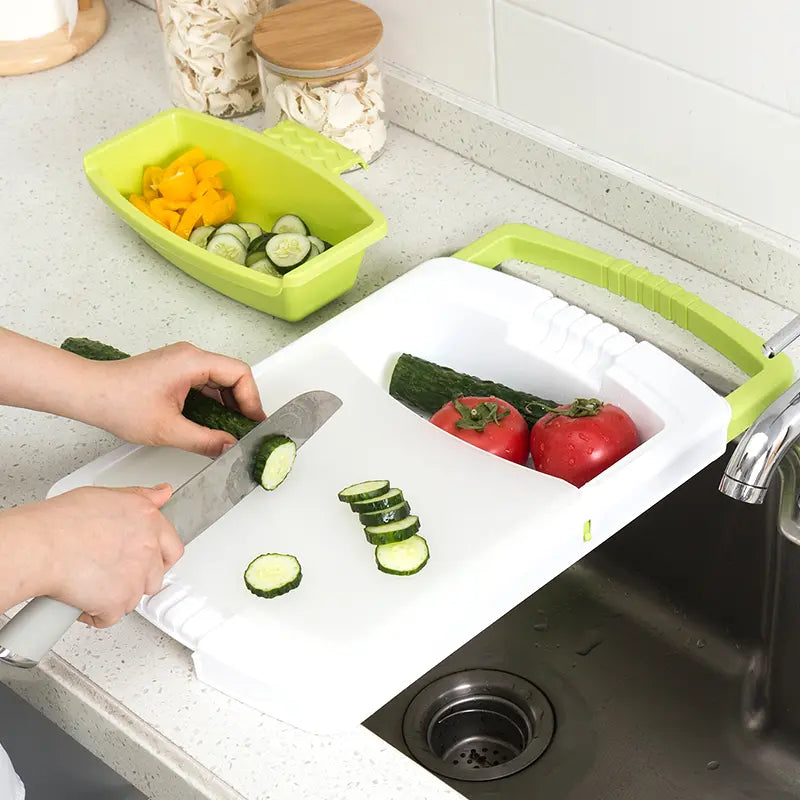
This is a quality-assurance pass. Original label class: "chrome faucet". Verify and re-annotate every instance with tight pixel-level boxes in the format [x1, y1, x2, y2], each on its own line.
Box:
[720, 316, 800, 503]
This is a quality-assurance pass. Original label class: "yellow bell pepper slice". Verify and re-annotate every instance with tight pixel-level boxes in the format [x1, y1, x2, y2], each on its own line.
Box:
[129, 194, 158, 221]
[194, 159, 226, 180]
[142, 166, 164, 201]
[164, 147, 206, 176]
[158, 166, 197, 201]
[175, 192, 220, 240]
[191, 177, 223, 200]
[150, 197, 191, 212]
[202, 190, 236, 227]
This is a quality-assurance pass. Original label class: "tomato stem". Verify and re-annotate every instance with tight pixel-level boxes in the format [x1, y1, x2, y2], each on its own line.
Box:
[452, 396, 510, 432]
[526, 397, 606, 421]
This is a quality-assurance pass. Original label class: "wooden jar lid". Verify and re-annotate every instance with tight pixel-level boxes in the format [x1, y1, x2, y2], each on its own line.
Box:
[253, 0, 383, 73]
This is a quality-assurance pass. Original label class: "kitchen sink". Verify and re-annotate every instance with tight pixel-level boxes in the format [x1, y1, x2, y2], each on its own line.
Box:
[364, 446, 800, 799]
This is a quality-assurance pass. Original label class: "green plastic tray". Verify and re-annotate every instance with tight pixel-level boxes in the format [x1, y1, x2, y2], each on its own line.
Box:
[83, 109, 387, 322]
[454, 224, 794, 441]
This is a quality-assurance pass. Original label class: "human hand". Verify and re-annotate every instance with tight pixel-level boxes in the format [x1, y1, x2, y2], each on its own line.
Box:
[87, 342, 266, 457]
[22, 484, 183, 628]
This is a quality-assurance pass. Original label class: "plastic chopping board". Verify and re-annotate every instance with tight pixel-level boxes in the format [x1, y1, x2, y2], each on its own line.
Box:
[48, 258, 731, 734]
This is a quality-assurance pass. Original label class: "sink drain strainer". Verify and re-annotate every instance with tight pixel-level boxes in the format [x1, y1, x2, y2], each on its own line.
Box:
[402, 668, 555, 782]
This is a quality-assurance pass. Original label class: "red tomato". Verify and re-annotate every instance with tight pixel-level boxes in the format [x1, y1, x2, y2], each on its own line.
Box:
[430, 396, 529, 464]
[530, 399, 639, 487]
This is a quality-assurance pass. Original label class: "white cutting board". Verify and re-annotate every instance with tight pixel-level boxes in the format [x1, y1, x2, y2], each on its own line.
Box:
[48, 258, 732, 734]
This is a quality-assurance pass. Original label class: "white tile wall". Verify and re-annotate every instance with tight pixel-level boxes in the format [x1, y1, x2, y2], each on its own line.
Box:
[509, 0, 800, 115]
[361, 0, 800, 243]
[361, 0, 496, 104]
[494, 1, 800, 242]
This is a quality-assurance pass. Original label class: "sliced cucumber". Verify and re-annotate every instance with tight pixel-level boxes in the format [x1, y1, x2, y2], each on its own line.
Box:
[338, 479, 390, 503]
[247, 232, 275, 254]
[308, 243, 322, 259]
[206, 232, 247, 265]
[375, 534, 429, 574]
[265, 233, 311, 273]
[249, 259, 282, 278]
[359, 501, 411, 527]
[350, 488, 404, 513]
[252, 434, 296, 490]
[365, 515, 420, 545]
[307, 235, 327, 252]
[213, 223, 249, 247]
[244, 553, 302, 598]
[239, 223, 263, 243]
[246, 250, 267, 267]
[189, 225, 215, 247]
[271, 214, 309, 236]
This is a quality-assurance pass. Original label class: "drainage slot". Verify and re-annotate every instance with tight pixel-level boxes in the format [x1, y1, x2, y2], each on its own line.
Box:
[402, 669, 555, 782]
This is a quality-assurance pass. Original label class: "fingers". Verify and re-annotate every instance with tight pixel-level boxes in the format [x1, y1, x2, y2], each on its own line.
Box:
[159, 525, 184, 571]
[165, 416, 238, 458]
[124, 483, 173, 508]
[193, 351, 266, 423]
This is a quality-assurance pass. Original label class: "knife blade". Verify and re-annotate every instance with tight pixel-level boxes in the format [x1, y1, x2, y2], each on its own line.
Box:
[160, 389, 343, 546]
[0, 389, 342, 668]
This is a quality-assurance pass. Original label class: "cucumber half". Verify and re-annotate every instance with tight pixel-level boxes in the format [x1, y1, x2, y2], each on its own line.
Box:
[252, 434, 296, 490]
[365, 515, 420, 545]
[350, 488, 404, 513]
[338, 480, 390, 503]
[244, 553, 302, 598]
[265, 233, 311, 273]
[375, 534, 429, 575]
[271, 214, 309, 235]
[359, 501, 411, 527]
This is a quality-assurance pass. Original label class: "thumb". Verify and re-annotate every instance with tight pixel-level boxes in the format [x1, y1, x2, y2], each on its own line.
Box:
[125, 483, 173, 508]
[168, 417, 238, 458]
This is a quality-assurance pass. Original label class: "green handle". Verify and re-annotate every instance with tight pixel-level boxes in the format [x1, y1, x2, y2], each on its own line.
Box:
[261, 121, 367, 176]
[453, 224, 794, 441]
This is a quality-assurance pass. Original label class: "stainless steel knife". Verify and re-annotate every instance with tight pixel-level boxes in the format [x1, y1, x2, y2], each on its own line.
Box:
[0, 390, 342, 668]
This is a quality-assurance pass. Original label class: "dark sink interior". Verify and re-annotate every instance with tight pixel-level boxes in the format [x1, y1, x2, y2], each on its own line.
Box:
[364, 446, 800, 799]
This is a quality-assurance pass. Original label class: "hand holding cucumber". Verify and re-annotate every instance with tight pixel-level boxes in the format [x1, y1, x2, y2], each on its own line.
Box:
[76, 341, 267, 458]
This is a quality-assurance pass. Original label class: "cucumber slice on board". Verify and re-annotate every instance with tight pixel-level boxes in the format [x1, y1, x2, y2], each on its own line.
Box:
[252, 434, 296, 490]
[375, 534, 429, 575]
[338, 480, 390, 503]
[244, 553, 302, 598]
[364, 515, 421, 545]
[349, 488, 404, 513]
[206, 232, 247, 264]
[271, 214, 309, 235]
[359, 501, 411, 527]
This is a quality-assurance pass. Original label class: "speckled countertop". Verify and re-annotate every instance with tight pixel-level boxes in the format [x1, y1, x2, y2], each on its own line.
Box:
[1, 1, 799, 799]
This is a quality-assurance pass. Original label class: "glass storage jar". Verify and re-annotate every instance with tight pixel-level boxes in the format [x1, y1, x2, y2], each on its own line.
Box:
[253, 0, 386, 164]
[157, 0, 275, 119]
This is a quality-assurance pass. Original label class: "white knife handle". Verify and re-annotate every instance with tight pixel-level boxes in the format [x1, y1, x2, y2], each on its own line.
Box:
[0, 598, 81, 667]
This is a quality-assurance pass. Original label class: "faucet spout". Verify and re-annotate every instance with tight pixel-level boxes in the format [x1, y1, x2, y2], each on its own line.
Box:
[720, 382, 800, 504]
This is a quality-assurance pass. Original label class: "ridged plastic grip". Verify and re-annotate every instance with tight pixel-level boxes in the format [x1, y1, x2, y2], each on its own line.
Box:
[261, 121, 367, 176]
[453, 224, 794, 441]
